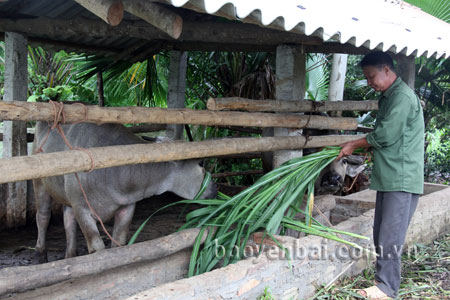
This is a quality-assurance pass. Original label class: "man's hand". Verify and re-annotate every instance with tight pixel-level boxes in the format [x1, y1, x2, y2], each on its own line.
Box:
[337, 137, 371, 160]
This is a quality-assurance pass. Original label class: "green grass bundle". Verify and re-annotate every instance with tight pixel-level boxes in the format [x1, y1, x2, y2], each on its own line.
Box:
[130, 146, 369, 277]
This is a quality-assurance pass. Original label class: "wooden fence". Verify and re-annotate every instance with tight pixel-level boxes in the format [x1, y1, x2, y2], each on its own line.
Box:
[0, 98, 375, 226]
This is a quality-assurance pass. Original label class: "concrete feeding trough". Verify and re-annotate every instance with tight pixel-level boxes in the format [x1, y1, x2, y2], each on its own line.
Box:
[1, 183, 449, 300]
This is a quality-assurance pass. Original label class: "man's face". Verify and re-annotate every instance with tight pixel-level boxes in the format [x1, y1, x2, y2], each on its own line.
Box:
[362, 65, 391, 92]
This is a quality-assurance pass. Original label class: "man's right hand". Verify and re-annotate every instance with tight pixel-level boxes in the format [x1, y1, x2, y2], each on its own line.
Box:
[337, 137, 371, 160]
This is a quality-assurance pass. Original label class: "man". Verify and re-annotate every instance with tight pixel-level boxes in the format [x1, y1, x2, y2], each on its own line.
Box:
[337, 51, 424, 300]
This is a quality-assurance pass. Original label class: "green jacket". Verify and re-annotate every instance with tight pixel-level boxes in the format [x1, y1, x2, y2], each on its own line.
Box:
[366, 77, 424, 194]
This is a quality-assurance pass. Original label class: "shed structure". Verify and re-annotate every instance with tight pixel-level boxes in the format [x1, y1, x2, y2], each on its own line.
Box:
[0, 0, 449, 226]
[0, 0, 449, 223]
[0, 0, 450, 298]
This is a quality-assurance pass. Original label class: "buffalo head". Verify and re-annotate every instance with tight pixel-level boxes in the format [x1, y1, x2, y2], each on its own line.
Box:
[315, 155, 366, 194]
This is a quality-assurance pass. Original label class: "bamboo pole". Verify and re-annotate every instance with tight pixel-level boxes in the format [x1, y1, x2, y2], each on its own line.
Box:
[207, 97, 379, 112]
[0, 101, 358, 130]
[0, 135, 364, 184]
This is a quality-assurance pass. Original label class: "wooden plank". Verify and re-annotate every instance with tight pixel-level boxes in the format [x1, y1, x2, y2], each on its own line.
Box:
[0, 134, 365, 184]
[207, 97, 379, 112]
[0, 17, 322, 49]
[0, 101, 358, 130]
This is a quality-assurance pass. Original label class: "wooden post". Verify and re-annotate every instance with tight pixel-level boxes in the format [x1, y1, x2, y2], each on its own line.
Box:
[328, 54, 348, 117]
[123, 0, 183, 39]
[272, 45, 306, 168]
[3, 32, 28, 227]
[0, 134, 364, 184]
[166, 51, 187, 140]
[207, 98, 379, 112]
[0, 101, 358, 130]
[74, 0, 123, 26]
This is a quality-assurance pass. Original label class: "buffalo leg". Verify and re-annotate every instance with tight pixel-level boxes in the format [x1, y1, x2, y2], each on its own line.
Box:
[33, 178, 51, 264]
[63, 205, 78, 258]
[73, 205, 106, 254]
[112, 203, 136, 246]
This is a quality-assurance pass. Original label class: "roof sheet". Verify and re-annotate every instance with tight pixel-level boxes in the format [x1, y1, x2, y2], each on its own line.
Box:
[164, 0, 450, 59]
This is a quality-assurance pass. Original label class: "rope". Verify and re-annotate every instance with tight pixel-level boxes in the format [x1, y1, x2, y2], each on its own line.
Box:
[36, 100, 120, 247]
[343, 152, 369, 193]
[300, 101, 325, 149]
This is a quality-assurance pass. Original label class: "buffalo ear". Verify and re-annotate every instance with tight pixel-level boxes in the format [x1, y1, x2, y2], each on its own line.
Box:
[346, 164, 366, 177]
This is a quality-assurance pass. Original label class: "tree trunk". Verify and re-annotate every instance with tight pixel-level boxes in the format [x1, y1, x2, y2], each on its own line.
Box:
[0, 101, 358, 130]
[328, 54, 348, 117]
[207, 97, 378, 112]
[0, 134, 364, 184]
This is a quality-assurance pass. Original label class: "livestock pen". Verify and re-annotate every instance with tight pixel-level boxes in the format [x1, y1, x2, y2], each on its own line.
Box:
[0, 98, 449, 299]
[1, 0, 449, 299]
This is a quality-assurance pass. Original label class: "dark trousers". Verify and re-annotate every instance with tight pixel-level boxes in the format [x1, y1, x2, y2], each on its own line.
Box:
[374, 191, 419, 298]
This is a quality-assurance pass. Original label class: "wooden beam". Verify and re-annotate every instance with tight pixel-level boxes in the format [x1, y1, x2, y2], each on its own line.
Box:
[0, 101, 358, 130]
[0, 17, 322, 49]
[0, 134, 364, 184]
[74, 0, 124, 26]
[0, 228, 207, 296]
[123, 0, 183, 39]
[207, 97, 379, 112]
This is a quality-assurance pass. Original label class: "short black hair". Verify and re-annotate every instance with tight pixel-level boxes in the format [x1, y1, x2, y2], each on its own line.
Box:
[360, 51, 395, 71]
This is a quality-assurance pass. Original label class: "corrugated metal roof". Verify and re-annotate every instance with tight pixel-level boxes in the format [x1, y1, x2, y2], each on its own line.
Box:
[163, 0, 450, 59]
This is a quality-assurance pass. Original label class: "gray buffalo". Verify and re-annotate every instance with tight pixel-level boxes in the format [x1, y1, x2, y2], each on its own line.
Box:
[32, 122, 217, 263]
[315, 154, 366, 194]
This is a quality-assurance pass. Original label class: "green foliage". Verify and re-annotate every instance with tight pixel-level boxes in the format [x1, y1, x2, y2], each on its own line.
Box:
[415, 57, 450, 129]
[258, 287, 276, 300]
[185, 51, 275, 111]
[179, 147, 368, 277]
[404, 0, 450, 23]
[27, 47, 76, 100]
[70, 53, 168, 107]
[425, 128, 450, 184]
[344, 55, 376, 101]
[305, 53, 330, 100]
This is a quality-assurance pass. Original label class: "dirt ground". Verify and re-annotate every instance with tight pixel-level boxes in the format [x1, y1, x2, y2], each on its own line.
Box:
[0, 192, 189, 269]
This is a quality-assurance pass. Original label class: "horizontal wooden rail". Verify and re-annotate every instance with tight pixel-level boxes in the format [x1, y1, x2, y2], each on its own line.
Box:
[0, 135, 364, 184]
[0, 228, 207, 296]
[207, 97, 379, 112]
[0, 101, 357, 130]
